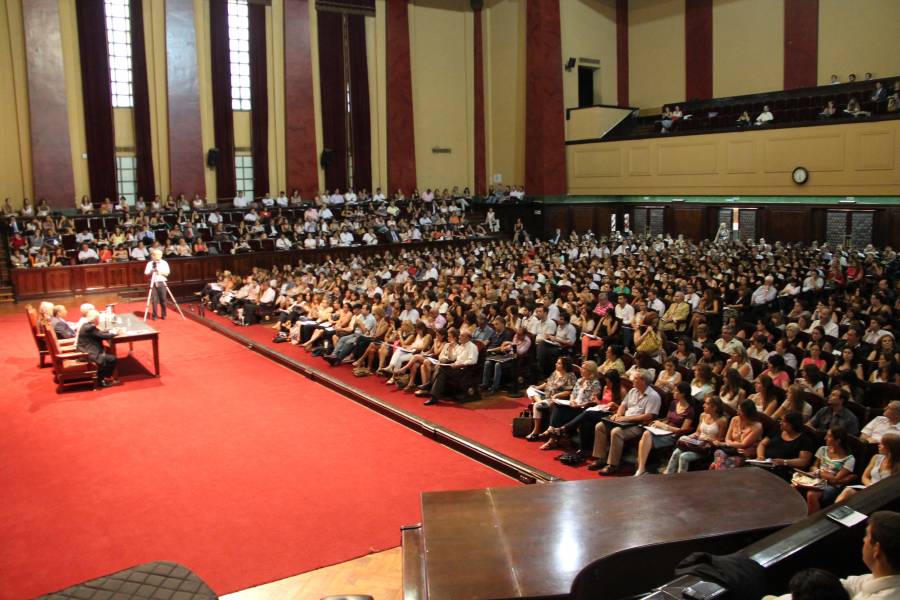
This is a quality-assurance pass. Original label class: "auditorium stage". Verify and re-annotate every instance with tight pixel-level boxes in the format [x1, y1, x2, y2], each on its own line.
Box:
[0, 304, 514, 599]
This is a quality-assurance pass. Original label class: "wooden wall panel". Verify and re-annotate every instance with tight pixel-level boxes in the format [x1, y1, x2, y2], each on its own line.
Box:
[669, 206, 708, 240]
[22, 0, 74, 206]
[570, 205, 595, 234]
[284, 0, 319, 197]
[763, 206, 811, 243]
[166, 0, 205, 197]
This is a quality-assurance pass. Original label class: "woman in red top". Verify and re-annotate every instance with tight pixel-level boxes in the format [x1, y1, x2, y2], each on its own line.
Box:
[845, 258, 865, 284]
[826, 262, 845, 287]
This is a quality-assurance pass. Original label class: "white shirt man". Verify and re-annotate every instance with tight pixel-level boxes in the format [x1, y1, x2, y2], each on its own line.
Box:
[344, 189, 357, 204]
[144, 251, 170, 282]
[860, 402, 900, 443]
[233, 192, 250, 208]
[362, 231, 378, 245]
[812, 309, 840, 337]
[802, 271, 824, 292]
[303, 235, 317, 249]
[77, 246, 99, 262]
[76, 230, 95, 244]
[751, 276, 778, 306]
[615, 298, 635, 326]
[451, 336, 479, 367]
[275, 236, 292, 251]
[276, 193, 289, 207]
[755, 107, 774, 125]
[208, 211, 222, 226]
[339, 230, 355, 246]
[320, 207, 333, 220]
[329, 190, 344, 206]
[131, 244, 150, 261]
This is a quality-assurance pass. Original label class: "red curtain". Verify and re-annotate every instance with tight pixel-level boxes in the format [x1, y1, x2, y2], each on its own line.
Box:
[130, 0, 155, 201]
[249, 3, 269, 196]
[210, 0, 236, 200]
[76, 0, 117, 203]
[317, 10, 348, 191]
[347, 14, 370, 192]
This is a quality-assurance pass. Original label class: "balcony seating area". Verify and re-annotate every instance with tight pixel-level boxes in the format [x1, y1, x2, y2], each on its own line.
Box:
[605, 77, 900, 140]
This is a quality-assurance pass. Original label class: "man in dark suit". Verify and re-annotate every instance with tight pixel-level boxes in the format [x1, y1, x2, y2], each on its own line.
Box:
[50, 305, 76, 339]
[76, 310, 120, 387]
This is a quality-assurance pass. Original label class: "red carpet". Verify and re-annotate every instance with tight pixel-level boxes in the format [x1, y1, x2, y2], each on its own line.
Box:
[199, 309, 599, 481]
[0, 304, 514, 599]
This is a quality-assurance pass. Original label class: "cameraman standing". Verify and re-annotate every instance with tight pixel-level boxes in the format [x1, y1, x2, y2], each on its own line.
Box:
[144, 249, 171, 320]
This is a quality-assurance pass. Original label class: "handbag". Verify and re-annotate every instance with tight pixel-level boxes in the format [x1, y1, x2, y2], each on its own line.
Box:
[512, 409, 533, 438]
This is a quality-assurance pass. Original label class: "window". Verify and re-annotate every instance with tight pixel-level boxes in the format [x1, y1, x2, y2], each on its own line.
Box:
[235, 154, 254, 200]
[116, 155, 137, 204]
[105, 0, 133, 108]
[228, 0, 251, 111]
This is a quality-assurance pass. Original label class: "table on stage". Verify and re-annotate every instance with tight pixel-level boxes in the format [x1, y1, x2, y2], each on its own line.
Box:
[105, 313, 160, 378]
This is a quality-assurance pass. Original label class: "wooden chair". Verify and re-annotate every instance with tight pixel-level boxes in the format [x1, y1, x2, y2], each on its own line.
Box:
[45, 325, 97, 393]
[25, 306, 49, 368]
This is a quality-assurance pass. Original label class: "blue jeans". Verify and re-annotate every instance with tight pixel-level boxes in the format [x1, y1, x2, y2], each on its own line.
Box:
[482, 360, 504, 391]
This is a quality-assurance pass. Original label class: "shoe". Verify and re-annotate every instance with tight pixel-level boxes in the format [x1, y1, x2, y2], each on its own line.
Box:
[385, 378, 395, 386]
[416, 383, 430, 390]
[423, 398, 438, 406]
[633, 470, 646, 477]
[599, 464, 619, 475]
[587, 459, 607, 471]
[524, 433, 541, 442]
[151, 315, 157, 321]
[323, 355, 338, 366]
[98, 378, 122, 388]
[539, 439, 558, 451]
[414, 389, 431, 397]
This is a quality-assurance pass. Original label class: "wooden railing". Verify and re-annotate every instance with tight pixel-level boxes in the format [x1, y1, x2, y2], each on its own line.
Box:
[9, 237, 492, 301]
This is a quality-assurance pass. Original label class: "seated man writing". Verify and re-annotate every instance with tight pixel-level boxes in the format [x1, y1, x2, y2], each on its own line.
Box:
[424, 330, 479, 406]
[76, 309, 121, 388]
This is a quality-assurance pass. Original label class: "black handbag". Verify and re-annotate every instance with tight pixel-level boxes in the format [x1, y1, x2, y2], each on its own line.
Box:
[512, 409, 533, 438]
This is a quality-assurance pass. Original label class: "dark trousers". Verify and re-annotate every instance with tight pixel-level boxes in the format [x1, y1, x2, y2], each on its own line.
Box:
[536, 342, 562, 376]
[96, 352, 117, 380]
[548, 405, 586, 428]
[151, 283, 167, 318]
[563, 410, 608, 455]
[244, 302, 272, 325]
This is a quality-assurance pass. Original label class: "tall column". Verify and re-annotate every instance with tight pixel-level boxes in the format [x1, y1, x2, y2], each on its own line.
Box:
[472, 1, 486, 196]
[23, 0, 74, 206]
[784, 0, 818, 89]
[284, 0, 319, 198]
[616, 0, 628, 106]
[386, 0, 416, 193]
[166, 0, 205, 197]
[524, 0, 566, 197]
[685, 0, 712, 100]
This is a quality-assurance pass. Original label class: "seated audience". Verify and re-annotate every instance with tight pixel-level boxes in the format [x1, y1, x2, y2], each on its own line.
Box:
[796, 426, 856, 513]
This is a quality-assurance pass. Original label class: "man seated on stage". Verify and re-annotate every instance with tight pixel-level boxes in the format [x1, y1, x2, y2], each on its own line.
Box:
[588, 369, 661, 474]
[144, 249, 170, 320]
[76, 309, 120, 388]
[424, 329, 479, 406]
[764, 511, 900, 600]
[51, 305, 76, 339]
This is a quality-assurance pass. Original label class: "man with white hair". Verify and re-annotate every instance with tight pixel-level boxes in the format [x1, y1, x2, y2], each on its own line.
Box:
[76, 309, 120, 387]
[588, 369, 661, 475]
[144, 249, 171, 320]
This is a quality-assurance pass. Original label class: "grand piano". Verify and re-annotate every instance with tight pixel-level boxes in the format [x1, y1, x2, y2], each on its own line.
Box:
[402, 469, 808, 600]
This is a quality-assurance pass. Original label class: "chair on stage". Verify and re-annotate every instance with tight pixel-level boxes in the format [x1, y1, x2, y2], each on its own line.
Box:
[25, 306, 49, 368]
[45, 325, 98, 393]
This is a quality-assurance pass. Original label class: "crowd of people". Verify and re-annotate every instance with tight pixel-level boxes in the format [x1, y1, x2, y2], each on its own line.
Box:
[193, 229, 900, 512]
[3, 187, 506, 268]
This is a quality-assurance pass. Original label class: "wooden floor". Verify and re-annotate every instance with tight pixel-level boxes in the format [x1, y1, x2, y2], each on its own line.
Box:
[222, 548, 402, 600]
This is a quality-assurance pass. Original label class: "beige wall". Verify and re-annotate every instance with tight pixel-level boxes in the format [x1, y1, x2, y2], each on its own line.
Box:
[567, 119, 900, 196]
[560, 0, 618, 108]
[267, 0, 286, 195]
[59, 0, 90, 202]
[366, 5, 387, 193]
[408, 0, 474, 190]
[818, 0, 900, 84]
[712, 0, 783, 98]
[628, 0, 684, 110]
[0, 0, 32, 207]
[484, 0, 526, 187]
